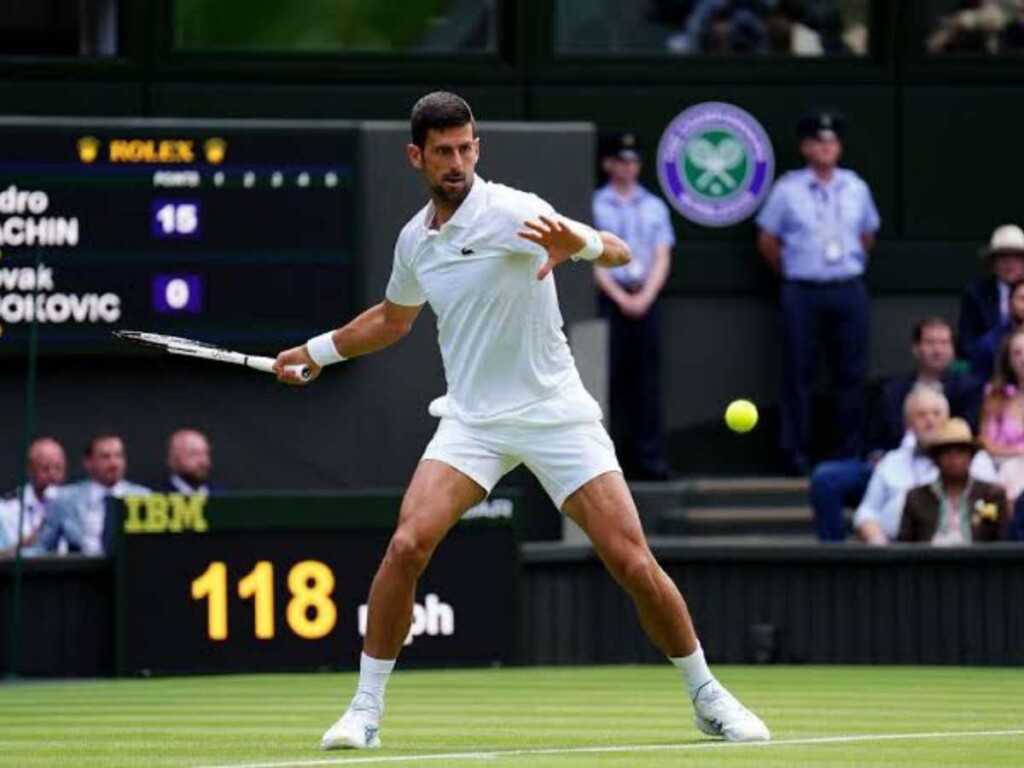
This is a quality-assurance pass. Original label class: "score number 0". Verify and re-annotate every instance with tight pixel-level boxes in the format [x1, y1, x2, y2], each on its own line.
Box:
[191, 560, 337, 641]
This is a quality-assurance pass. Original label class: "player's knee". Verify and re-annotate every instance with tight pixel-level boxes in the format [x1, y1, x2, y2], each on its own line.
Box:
[610, 548, 659, 594]
[384, 528, 433, 576]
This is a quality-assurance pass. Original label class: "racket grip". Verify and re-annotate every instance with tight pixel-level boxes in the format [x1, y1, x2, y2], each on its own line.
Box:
[248, 356, 312, 381]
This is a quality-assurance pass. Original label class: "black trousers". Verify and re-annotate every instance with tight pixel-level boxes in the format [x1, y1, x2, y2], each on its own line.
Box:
[598, 293, 669, 478]
[780, 277, 870, 464]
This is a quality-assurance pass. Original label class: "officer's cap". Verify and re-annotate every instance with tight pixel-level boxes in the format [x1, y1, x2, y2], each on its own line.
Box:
[601, 132, 642, 162]
[797, 110, 846, 141]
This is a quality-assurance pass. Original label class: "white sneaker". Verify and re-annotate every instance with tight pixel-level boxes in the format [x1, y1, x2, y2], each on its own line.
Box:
[693, 680, 770, 743]
[320, 693, 383, 750]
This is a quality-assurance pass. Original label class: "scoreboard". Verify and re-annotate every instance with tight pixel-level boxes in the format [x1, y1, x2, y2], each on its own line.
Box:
[0, 119, 359, 355]
[109, 493, 518, 675]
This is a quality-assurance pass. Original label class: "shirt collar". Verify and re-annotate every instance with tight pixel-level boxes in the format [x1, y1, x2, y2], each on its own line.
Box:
[90, 479, 127, 499]
[423, 175, 487, 231]
[598, 182, 646, 206]
[170, 473, 207, 495]
[21, 483, 41, 508]
[803, 167, 845, 190]
[928, 478, 974, 500]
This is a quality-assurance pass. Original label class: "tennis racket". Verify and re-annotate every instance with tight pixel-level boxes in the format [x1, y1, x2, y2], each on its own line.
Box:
[113, 330, 311, 380]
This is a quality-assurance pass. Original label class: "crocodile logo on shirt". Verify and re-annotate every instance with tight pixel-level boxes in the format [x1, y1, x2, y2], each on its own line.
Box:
[657, 102, 774, 228]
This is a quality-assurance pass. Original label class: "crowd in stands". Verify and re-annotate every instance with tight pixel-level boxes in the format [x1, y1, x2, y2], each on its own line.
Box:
[0, 428, 214, 558]
[661, 0, 870, 56]
[810, 223, 1024, 545]
[926, 0, 1024, 55]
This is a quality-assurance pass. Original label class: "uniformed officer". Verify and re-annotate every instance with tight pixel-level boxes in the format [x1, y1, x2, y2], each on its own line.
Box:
[0, 437, 66, 552]
[756, 111, 881, 475]
[593, 132, 676, 480]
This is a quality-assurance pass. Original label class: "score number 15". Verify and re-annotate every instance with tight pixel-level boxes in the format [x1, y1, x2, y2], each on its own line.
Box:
[191, 560, 337, 641]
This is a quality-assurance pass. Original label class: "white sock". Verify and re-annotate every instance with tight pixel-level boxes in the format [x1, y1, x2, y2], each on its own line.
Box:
[670, 645, 716, 701]
[354, 653, 396, 710]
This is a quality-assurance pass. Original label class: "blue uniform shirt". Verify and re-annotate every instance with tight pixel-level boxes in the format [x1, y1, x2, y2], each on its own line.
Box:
[592, 183, 675, 289]
[756, 167, 881, 282]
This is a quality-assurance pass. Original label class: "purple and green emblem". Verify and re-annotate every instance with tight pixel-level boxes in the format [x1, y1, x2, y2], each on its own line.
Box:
[657, 102, 774, 228]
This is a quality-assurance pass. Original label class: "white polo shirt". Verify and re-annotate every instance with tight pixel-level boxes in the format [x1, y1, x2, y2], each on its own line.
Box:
[386, 176, 601, 427]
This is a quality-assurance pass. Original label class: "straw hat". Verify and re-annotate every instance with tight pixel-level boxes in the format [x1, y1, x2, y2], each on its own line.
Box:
[924, 418, 977, 455]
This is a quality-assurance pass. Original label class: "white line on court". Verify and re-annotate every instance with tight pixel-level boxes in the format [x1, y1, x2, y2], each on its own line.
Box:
[196, 727, 1024, 768]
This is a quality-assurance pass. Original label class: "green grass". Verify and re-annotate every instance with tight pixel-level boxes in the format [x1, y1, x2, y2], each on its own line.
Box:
[1, 666, 1022, 767]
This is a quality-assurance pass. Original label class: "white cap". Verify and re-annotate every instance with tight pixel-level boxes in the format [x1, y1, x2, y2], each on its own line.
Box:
[982, 224, 1024, 257]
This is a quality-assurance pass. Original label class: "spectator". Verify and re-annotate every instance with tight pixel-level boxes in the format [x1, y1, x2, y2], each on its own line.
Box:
[899, 418, 1008, 544]
[161, 428, 214, 495]
[926, 1, 1012, 54]
[765, 0, 824, 56]
[593, 132, 676, 480]
[979, 326, 1024, 501]
[957, 223, 1024, 360]
[873, 318, 982, 446]
[670, 0, 767, 54]
[970, 278, 1024, 382]
[756, 110, 881, 475]
[962, 278, 1024, 382]
[810, 317, 980, 541]
[0, 437, 66, 554]
[852, 386, 996, 545]
[30, 433, 149, 556]
[664, 0, 869, 55]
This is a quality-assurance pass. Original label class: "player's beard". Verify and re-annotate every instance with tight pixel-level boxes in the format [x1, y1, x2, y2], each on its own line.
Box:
[431, 174, 473, 206]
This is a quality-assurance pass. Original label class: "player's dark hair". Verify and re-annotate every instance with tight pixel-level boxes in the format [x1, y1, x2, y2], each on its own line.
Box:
[85, 432, 122, 457]
[410, 91, 475, 149]
[912, 317, 952, 344]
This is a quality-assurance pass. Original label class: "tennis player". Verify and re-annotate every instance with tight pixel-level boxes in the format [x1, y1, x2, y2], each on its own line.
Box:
[273, 91, 769, 749]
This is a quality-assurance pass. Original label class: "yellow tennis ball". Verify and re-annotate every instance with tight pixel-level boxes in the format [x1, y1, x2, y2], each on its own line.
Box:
[725, 399, 758, 433]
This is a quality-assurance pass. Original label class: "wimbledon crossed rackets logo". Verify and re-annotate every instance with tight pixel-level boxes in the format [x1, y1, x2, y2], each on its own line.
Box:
[658, 102, 774, 227]
[684, 131, 748, 198]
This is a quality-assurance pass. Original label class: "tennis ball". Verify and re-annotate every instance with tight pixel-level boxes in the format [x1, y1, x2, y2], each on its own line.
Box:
[725, 399, 758, 433]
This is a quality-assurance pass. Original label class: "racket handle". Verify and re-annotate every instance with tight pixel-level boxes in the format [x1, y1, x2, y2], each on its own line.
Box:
[247, 356, 312, 381]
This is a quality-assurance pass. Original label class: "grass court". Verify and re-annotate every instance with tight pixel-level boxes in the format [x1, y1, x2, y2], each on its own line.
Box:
[2, 665, 1021, 767]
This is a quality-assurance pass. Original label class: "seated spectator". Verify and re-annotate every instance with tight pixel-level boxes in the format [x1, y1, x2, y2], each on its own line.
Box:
[765, 0, 824, 56]
[160, 428, 215, 495]
[899, 418, 1008, 544]
[969, 278, 1024, 382]
[0, 437, 66, 555]
[670, 0, 767, 54]
[979, 326, 1024, 501]
[926, 0, 1011, 54]
[852, 386, 996, 545]
[30, 433, 149, 556]
[873, 318, 982, 443]
[958, 223, 1024, 360]
[810, 318, 979, 541]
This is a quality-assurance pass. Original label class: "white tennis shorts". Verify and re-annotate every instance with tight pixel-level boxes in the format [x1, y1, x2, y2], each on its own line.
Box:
[422, 418, 622, 509]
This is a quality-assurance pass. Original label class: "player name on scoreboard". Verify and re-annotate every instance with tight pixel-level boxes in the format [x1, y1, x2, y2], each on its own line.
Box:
[0, 119, 359, 354]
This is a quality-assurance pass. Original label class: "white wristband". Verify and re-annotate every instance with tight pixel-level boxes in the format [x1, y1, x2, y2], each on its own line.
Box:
[305, 332, 346, 367]
[565, 220, 604, 262]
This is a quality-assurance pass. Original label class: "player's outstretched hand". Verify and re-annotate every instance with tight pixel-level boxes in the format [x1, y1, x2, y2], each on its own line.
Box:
[518, 215, 586, 281]
[273, 345, 321, 385]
